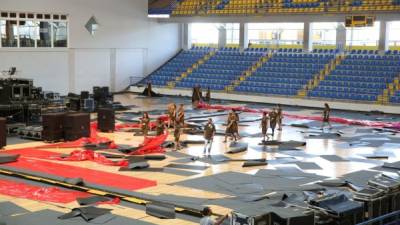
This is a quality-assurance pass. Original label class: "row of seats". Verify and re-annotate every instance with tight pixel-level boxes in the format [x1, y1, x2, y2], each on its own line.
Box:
[177, 49, 263, 90]
[143, 49, 210, 86]
[235, 86, 299, 96]
[310, 51, 400, 102]
[142, 47, 399, 104]
[309, 91, 378, 101]
[236, 52, 332, 96]
[151, 0, 400, 16]
[390, 90, 400, 103]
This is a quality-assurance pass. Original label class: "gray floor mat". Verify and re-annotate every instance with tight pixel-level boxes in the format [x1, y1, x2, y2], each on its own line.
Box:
[340, 170, 381, 188]
[287, 162, 322, 170]
[319, 155, 349, 162]
[3, 209, 156, 225]
[165, 163, 209, 171]
[0, 202, 29, 216]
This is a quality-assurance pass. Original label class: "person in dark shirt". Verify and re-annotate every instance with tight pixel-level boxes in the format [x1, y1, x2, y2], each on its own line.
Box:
[322, 103, 332, 130]
[155, 117, 166, 136]
[277, 104, 283, 131]
[203, 118, 216, 155]
[269, 108, 278, 138]
[260, 111, 269, 142]
[140, 112, 150, 138]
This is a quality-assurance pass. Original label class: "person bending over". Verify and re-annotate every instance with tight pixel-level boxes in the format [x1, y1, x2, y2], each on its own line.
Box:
[155, 117, 166, 136]
[203, 118, 216, 155]
[200, 207, 228, 225]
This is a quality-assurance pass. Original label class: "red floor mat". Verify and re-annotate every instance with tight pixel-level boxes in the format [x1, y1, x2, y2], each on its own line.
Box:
[2, 148, 64, 159]
[0, 179, 90, 203]
[197, 102, 400, 129]
[2, 148, 129, 167]
[4, 158, 157, 190]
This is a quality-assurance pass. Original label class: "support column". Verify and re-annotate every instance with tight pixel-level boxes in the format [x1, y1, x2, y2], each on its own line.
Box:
[109, 48, 116, 92]
[378, 20, 389, 53]
[218, 25, 227, 49]
[182, 23, 192, 50]
[239, 23, 248, 51]
[336, 24, 346, 52]
[303, 22, 313, 52]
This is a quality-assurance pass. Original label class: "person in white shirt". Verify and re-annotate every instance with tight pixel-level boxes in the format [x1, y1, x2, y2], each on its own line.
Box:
[200, 207, 228, 225]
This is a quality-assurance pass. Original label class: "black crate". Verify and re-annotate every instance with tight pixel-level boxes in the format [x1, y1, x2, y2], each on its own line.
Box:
[42, 112, 66, 141]
[0, 117, 6, 148]
[97, 108, 115, 132]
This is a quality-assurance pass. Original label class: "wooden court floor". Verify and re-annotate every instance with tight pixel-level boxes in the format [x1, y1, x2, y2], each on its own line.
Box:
[1, 93, 399, 224]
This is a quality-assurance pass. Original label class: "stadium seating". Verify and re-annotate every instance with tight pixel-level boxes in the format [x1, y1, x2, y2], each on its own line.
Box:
[391, 90, 400, 103]
[149, 0, 400, 16]
[309, 53, 400, 102]
[141, 47, 400, 104]
[175, 47, 266, 90]
[143, 47, 212, 86]
[235, 51, 336, 96]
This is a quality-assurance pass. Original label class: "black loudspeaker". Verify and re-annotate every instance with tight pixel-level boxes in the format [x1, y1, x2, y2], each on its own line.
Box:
[97, 108, 115, 132]
[80, 91, 90, 99]
[231, 211, 270, 225]
[42, 113, 66, 142]
[311, 194, 364, 225]
[0, 117, 6, 148]
[63, 113, 90, 141]
[270, 210, 315, 225]
[69, 98, 81, 111]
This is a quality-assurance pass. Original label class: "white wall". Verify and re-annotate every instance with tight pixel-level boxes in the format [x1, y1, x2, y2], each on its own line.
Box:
[0, 0, 180, 94]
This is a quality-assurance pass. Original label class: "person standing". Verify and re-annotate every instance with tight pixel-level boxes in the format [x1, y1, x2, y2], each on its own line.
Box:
[176, 104, 185, 127]
[155, 117, 166, 136]
[322, 103, 332, 129]
[203, 118, 216, 155]
[224, 112, 237, 143]
[172, 104, 185, 151]
[140, 112, 150, 138]
[233, 110, 241, 140]
[260, 112, 269, 142]
[167, 103, 176, 128]
[173, 121, 182, 151]
[277, 104, 283, 131]
[269, 108, 278, 138]
[200, 207, 228, 225]
[205, 87, 211, 103]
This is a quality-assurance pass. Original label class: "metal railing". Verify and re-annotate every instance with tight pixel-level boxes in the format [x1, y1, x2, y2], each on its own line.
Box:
[357, 211, 400, 225]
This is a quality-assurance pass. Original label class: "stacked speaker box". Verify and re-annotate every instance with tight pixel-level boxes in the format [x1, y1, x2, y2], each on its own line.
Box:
[80, 91, 90, 100]
[270, 210, 315, 225]
[63, 113, 90, 141]
[97, 108, 115, 132]
[42, 112, 66, 142]
[93, 86, 111, 107]
[0, 117, 6, 148]
[311, 194, 364, 225]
